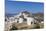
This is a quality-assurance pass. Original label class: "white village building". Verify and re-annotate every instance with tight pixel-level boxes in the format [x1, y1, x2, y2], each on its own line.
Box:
[5, 11, 43, 25]
[13, 11, 35, 25]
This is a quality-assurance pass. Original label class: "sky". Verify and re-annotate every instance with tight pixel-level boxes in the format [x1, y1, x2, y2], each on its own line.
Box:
[5, 0, 44, 14]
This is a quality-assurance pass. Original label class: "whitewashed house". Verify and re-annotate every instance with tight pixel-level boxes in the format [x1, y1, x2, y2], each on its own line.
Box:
[13, 11, 36, 25]
[7, 11, 36, 25]
[19, 18, 23, 23]
[26, 17, 34, 25]
[21, 11, 35, 25]
[14, 18, 18, 23]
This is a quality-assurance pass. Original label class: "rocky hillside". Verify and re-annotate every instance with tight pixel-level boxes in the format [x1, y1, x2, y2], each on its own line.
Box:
[5, 11, 44, 31]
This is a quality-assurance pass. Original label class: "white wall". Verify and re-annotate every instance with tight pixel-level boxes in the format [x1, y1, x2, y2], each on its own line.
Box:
[19, 18, 23, 23]
[27, 17, 34, 25]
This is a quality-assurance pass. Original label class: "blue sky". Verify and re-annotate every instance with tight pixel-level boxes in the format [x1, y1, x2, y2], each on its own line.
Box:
[5, 0, 44, 14]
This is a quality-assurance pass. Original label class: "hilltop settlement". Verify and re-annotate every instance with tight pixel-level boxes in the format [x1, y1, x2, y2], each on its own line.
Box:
[5, 11, 44, 31]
